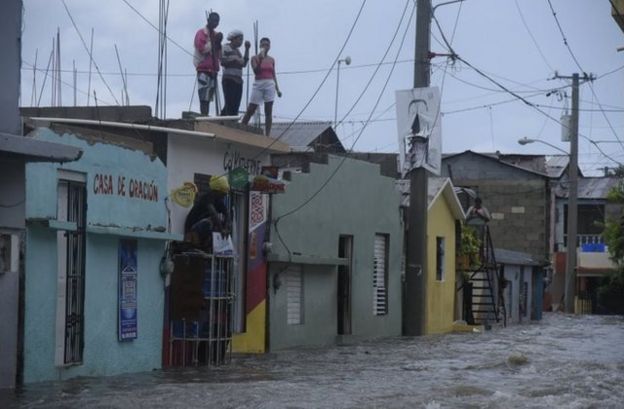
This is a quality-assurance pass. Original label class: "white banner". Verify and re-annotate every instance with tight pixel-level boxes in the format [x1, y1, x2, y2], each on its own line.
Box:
[395, 87, 442, 176]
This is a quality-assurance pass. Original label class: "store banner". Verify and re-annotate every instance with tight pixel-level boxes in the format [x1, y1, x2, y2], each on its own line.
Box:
[118, 239, 138, 341]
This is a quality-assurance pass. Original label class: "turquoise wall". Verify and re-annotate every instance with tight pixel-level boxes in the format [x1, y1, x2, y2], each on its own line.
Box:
[24, 129, 168, 383]
[25, 128, 167, 230]
[269, 156, 403, 350]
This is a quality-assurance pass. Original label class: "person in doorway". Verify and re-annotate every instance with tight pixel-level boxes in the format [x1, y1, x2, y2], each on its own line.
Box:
[241, 37, 282, 136]
[220, 30, 250, 116]
[184, 175, 230, 250]
[193, 12, 223, 116]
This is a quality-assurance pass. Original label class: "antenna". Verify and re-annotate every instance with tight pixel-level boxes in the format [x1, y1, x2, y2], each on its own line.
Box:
[87, 28, 94, 106]
[30, 49, 38, 107]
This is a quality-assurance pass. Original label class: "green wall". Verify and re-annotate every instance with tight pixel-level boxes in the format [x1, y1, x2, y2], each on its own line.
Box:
[269, 156, 403, 350]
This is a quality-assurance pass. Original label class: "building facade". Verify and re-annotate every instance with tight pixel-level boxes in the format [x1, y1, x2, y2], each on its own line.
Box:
[267, 155, 403, 349]
[22, 128, 175, 383]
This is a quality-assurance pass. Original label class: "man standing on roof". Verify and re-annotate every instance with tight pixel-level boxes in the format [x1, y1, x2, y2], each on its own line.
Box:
[194, 12, 223, 116]
[220, 30, 250, 116]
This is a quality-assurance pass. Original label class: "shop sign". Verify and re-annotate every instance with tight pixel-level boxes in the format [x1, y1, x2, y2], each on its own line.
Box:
[118, 239, 138, 341]
[250, 175, 285, 194]
[229, 167, 250, 191]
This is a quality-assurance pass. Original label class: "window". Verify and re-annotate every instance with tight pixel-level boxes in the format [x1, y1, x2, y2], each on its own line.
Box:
[55, 174, 87, 365]
[286, 266, 303, 325]
[436, 237, 445, 281]
[373, 234, 389, 316]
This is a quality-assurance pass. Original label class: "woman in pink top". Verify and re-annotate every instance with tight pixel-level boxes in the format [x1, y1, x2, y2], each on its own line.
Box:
[241, 37, 282, 136]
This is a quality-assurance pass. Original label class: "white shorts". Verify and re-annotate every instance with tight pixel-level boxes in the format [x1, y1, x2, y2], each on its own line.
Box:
[250, 79, 276, 105]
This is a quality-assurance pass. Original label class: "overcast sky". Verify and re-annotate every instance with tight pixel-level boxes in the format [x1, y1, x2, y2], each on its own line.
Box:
[20, 0, 624, 175]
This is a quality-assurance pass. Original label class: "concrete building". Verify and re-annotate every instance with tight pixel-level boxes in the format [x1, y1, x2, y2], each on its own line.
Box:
[0, 134, 81, 389]
[496, 249, 544, 324]
[22, 128, 176, 384]
[442, 151, 551, 264]
[424, 178, 465, 334]
[549, 176, 622, 313]
[267, 155, 403, 349]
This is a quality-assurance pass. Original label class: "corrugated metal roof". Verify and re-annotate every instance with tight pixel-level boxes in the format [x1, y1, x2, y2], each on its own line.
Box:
[545, 155, 569, 178]
[578, 177, 621, 199]
[270, 121, 336, 150]
[494, 248, 543, 266]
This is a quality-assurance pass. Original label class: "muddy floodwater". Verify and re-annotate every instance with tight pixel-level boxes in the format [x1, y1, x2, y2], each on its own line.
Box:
[3, 313, 624, 408]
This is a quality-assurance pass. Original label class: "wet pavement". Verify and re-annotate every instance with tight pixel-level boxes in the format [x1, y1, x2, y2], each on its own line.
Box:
[3, 313, 624, 408]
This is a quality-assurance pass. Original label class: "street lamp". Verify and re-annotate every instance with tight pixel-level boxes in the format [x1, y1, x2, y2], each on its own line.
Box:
[518, 132, 578, 314]
[334, 56, 351, 130]
[517, 137, 568, 155]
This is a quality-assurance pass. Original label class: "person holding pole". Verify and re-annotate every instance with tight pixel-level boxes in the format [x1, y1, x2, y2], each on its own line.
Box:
[193, 11, 223, 115]
[241, 37, 282, 136]
[220, 30, 250, 116]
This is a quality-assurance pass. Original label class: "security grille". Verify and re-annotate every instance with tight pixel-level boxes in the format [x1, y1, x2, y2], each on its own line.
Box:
[373, 234, 388, 315]
[62, 180, 87, 364]
[286, 267, 303, 325]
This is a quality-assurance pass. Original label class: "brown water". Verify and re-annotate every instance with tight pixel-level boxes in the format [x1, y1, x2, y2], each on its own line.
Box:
[3, 313, 624, 408]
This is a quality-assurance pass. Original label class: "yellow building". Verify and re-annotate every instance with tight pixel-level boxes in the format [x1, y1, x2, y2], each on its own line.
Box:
[425, 178, 465, 334]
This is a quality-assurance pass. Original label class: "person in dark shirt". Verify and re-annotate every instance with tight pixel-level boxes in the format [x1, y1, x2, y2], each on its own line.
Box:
[184, 176, 230, 249]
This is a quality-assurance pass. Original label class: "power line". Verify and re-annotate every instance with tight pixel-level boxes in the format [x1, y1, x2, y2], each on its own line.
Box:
[120, 0, 193, 58]
[514, 0, 554, 72]
[546, 0, 624, 152]
[242, 0, 369, 162]
[23, 60, 116, 106]
[275, 0, 415, 224]
[61, 0, 120, 105]
[431, 13, 623, 166]
[333, 0, 412, 131]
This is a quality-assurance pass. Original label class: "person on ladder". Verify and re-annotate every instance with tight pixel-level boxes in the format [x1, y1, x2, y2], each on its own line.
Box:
[193, 11, 223, 115]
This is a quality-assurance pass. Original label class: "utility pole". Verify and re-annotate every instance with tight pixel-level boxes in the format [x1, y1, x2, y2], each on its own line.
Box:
[558, 73, 580, 314]
[565, 73, 579, 314]
[404, 0, 431, 336]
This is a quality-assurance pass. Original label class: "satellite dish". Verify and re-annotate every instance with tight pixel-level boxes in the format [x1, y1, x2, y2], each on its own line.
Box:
[344, 56, 352, 65]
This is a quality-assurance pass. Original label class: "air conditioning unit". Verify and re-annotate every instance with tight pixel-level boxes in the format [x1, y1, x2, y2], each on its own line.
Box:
[0, 234, 19, 274]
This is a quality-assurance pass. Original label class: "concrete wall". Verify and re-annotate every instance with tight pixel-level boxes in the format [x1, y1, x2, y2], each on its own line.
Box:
[166, 134, 271, 234]
[269, 156, 403, 350]
[0, 158, 25, 389]
[443, 153, 549, 263]
[425, 193, 458, 334]
[0, 0, 21, 135]
[503, 264, 533, 324]
[0, 159, 25, 230]
[24, 232, 163, 383]
[23, 129, 169, 384]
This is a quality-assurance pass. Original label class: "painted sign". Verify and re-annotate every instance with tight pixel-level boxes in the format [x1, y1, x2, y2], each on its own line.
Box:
[170, 182, 198, 207]
[223, 148, 262, 175]
[93, 173, 159, 202]
[118, 239, 138, 341]
[395, 87, 442, 176]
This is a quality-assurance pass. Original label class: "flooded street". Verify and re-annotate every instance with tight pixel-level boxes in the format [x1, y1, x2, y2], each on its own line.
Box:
[3, 313, 624, 409]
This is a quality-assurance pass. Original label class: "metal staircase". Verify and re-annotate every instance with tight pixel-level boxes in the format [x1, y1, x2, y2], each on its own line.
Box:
[461, 224, 506, 327]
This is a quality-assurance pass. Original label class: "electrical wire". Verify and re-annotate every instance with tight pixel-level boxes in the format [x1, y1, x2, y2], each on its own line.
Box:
[240, 0, 369, 163]
[546, 0, 624, 152]
[514, 0, 554, 73]
[61, 0, 121, 105]
[431, 13, 623, 166]
[333, 0, 412, 131]
[275, 0, 415, 225]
